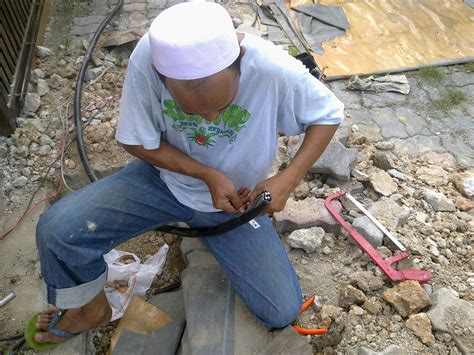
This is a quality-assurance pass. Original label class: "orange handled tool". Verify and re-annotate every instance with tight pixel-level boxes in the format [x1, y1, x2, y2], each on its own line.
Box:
[293, 296, 328, 335]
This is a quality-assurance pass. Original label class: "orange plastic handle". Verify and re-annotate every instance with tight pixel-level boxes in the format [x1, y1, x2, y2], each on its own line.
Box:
[293, 325, 328, 335]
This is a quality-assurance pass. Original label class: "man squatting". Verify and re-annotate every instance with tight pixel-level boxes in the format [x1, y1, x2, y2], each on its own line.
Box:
[33, 2, 343, 344]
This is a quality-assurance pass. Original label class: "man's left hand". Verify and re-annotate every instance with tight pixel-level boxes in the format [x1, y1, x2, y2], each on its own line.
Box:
[248, 173, 296, 213]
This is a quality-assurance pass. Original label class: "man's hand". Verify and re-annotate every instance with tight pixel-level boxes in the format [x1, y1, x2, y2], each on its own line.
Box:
[203, 169, 247, 213]
[248, 172, 296, 213]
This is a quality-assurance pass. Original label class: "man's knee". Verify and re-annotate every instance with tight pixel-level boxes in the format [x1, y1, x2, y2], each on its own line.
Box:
[258, 294, 301, 329]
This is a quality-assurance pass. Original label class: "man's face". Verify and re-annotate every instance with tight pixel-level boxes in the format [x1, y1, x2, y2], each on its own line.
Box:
[165, 67, 240, 121]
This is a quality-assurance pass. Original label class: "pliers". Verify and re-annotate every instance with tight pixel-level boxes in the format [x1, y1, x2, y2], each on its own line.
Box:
[293, 296, 328, 335]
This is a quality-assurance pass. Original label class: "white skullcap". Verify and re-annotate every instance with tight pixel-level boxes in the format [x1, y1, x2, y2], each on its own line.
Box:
[148, 2, 240, 80]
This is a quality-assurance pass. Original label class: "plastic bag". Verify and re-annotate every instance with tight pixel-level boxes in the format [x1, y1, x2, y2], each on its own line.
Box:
[104, 244, 169, 320]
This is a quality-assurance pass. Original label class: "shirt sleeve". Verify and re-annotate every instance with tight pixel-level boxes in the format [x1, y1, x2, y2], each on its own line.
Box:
[115, 61, 165, 150]
[277, 71, 344, 136]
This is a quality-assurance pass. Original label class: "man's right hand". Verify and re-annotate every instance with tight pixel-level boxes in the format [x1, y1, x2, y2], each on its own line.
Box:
[203, 169, 246, 214]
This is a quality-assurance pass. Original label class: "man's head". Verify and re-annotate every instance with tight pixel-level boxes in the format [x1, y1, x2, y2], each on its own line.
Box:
[149, 2, 243, 121]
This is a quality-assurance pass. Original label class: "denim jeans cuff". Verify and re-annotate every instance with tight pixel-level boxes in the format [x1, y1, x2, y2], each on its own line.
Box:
[43, 268, 107, 309]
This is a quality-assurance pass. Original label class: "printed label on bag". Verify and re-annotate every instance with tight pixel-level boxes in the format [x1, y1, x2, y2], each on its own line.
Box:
[249, 219, 260, 229]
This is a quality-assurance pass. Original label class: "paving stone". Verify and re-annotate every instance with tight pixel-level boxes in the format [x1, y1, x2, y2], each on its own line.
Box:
[286, 227, 325, 254]
[112, 330, 147, 355]
[180, 238, 207, 260]
[181, 265, 235, 354]
[368, 197, 410, 230]
[352, 216, 384, 247]
[369, 168, 398, 196]
[382, 281, 431, 317]
[254, 326, 312, 355]
[148, 289, 185, 322]
[452, 171, 474, 198]
[328, 81, 363, 110]
[391, 135, 445, 157]
[439, 132, 474, 167]
[394, 106, 431, 136]
[144, 319, 185, 355]
[427, 288, 474, 354]
[370, 107, 409, 139]
[423, 189, 456, 212]
[309, 141, 358, 181]
[273, 197, 342, 235]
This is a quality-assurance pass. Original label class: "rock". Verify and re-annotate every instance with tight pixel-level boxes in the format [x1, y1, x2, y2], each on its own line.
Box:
[315, 305, 344, 328]
[37, 78, 50, 96]
[49, 74, 67, 90]
[273, 197, 342, 235]
[452, 171, 474, 198]
[427, 288, 474, 354]
[382, 281, 431, 317]
[374, 141, 394, 150]
[35, 46, 53, 58]
[309, 141, 358, 181]
[38, 145, 51, 156]
[349, 271, 384, 292]
[362, 297, 383, 315]
[455, 197, 473, 212]
[351, 169, 370, 182]
[358, 345, 405, 355]
[339, 285, 367, 309]
[286, 227, 324, 254]
[368, 197, 410, 230]
[422, 151, 457, 169]
[0, 142, 8, 157]
[31, 68, 45, 80]
[370, 168, 398, 196]
[423, 189, 456, 212]
[416, 166, 449, 187]
[373, 151, 397, 171]
[405, 313, 435, 345]
[13, 176, 28, 188]
[23, 93, 41, 114]
[388, 169, 410, 181]
[352, 216, 384, 247]
[40, 135, 54, 146]
[85, 66, 105, 81]
[22, 168, 32, 177]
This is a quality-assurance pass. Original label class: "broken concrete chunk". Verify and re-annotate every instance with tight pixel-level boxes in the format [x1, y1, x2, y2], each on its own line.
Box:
[273, 197, 342, 235]
[452, 171, 474, 198]
[286, 227, 324, 254]
[382, 281, 431, 317]
[23, 93, 41, 115]
[362, 297, 383, 315]
[368, 197, 410, 230]
[349, 271, 384, 292]
[352, 215, 384, 247]
[373, 151, 397, 171]
[358, 345, 405, 355]
[405, 313, 435, 346]
[370, 168, 398, 196]
[310, 141, 358, 181]
[35, 45, 53, 58]
[427, 288, 474, 354]
[387, 169, 410, 181]
[339, 285, 367, 309]
[415, 166, 449, 187]
[423, 189, 456, 212]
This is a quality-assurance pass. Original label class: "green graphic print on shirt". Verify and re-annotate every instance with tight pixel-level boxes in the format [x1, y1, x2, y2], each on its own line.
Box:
[163, 99, 251, 147]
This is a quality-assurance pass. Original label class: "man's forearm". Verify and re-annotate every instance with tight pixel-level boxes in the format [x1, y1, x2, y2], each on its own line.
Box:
[120, 141, 216, 181]
[281, 124, 339, 188]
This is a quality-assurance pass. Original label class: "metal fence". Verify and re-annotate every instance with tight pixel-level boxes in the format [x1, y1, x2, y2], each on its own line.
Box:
[0, 0, 46, 135]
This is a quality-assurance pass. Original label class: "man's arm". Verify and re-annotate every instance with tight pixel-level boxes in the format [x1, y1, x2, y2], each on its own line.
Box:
[121, 142, 245, 213]
[248, 124, 339, 212]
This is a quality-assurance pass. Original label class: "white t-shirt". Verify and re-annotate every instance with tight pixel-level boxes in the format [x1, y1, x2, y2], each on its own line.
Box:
[116, 33, 344, 212]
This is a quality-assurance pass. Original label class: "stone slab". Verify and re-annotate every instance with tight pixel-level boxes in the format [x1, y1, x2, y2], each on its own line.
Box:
[144, 319, 186, 355]
[148, 289, 185, 322]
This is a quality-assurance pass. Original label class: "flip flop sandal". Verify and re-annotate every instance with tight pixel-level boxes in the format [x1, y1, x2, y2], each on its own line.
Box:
[25, 310, 79, 351]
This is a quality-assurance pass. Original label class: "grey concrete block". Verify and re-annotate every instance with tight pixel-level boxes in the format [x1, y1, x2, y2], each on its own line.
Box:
[144, 320, 185, 355]
[186, 250, 219, 268]
[180, 238, 207, 260]
[254, 326, 312, 355]
[112, 330, 148, 355]
[148, 289, 185, 322]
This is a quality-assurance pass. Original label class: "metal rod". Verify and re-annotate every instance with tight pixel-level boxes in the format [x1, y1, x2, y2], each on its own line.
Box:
[345, 193, 406, 251]
[0, 292, 16, 307]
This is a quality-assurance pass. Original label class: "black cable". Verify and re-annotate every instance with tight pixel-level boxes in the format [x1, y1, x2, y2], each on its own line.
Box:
[74, 0, 124, 183]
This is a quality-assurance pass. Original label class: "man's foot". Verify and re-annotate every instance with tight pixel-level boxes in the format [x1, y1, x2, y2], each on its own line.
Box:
[34, 290, 111, 344]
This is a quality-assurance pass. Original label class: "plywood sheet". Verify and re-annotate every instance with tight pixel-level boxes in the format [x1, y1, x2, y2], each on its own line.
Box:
[291, 0, 474, 78]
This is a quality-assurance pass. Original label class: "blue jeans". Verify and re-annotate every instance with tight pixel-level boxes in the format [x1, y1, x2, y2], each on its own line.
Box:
[36, 160, 302, 328]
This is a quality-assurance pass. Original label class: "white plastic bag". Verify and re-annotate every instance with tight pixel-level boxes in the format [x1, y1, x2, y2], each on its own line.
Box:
[104, 244, 169, 320]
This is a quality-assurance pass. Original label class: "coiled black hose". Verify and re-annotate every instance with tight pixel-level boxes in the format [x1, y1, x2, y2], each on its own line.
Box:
[74, 0, 124, 183]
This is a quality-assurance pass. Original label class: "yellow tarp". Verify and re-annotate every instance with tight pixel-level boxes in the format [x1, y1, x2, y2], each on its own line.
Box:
[290, 0, 474, 78]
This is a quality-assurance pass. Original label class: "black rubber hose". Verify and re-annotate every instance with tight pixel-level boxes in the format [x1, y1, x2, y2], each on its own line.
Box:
[74, 0, 124, 183]
[155, 190, 272, 237]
